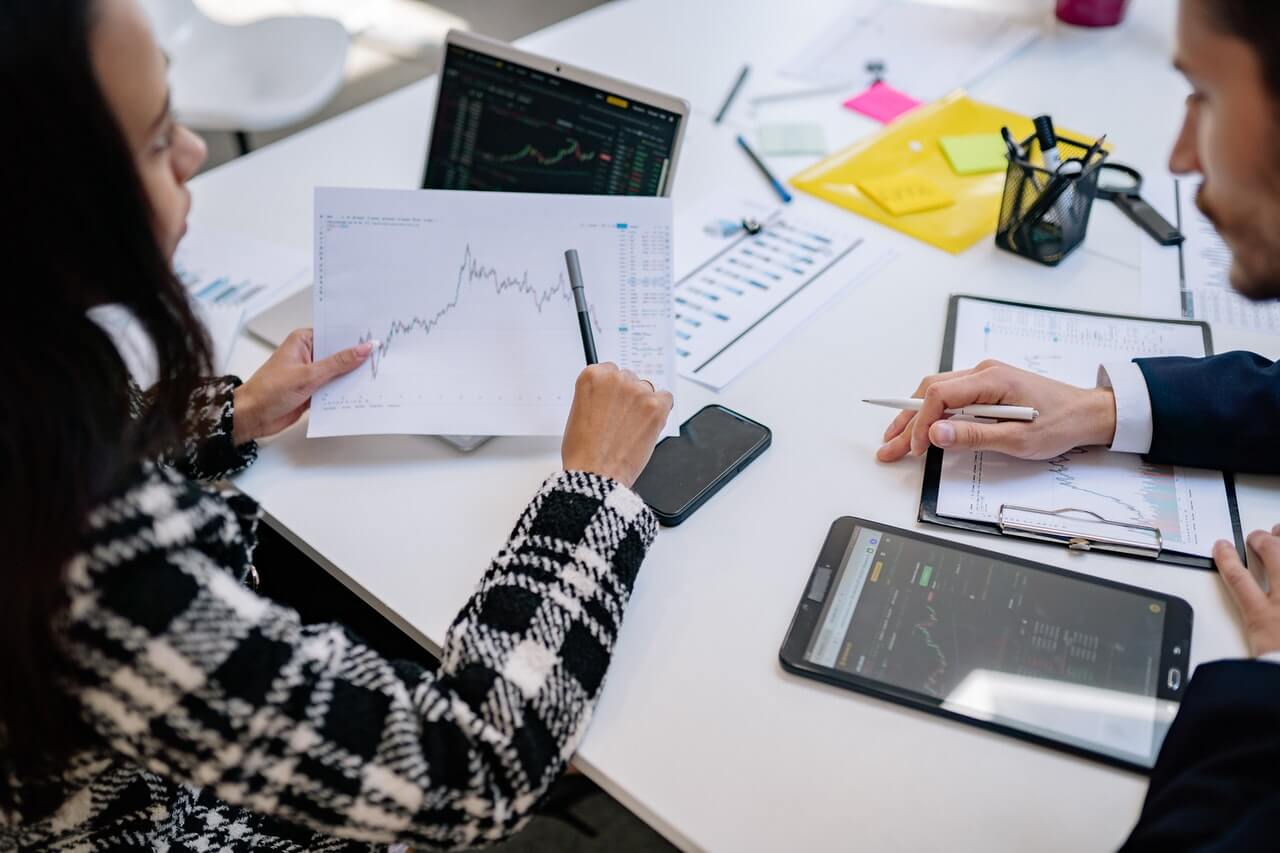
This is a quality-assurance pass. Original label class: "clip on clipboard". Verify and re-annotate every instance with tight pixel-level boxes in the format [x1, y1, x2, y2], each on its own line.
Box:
[998, 506, 1162, 559]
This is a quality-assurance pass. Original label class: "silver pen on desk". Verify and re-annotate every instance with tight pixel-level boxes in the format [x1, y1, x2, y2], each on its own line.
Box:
[863, 398, 1039, 422]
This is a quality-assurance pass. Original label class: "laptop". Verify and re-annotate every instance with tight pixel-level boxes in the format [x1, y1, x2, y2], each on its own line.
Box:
[248, 29, 690, 449]
[419, 30, 688, 194]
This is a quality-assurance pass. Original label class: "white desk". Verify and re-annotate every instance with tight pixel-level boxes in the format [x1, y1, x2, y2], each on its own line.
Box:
[200, 1, 1280, 849]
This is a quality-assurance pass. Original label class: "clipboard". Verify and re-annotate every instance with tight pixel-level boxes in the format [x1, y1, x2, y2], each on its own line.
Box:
[918, 295, 1246, 570]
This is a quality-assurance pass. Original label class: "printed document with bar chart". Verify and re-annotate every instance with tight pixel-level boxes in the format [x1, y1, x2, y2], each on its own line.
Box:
[309, 187, 674, 437]
[934, 297, 1235, 559]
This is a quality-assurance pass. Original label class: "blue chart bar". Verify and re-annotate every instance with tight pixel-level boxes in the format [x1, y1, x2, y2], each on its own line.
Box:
[196, 276, 231, 300]
[210, 279, 257, 304]
[192, 275, 265, 306]
[237, 284, 267, 305]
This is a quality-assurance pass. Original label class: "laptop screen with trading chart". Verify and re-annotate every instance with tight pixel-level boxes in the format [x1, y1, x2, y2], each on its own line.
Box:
[424, 42, 682, 196]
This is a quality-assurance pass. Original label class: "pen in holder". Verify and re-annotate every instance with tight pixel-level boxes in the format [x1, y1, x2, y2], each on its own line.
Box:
[996, 131, 1107, 266]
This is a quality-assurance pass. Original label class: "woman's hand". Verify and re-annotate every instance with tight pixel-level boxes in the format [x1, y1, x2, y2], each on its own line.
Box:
[232, 329, 373, 444]
[876, 359, 1118, 462]
[562, 363, 674, 488]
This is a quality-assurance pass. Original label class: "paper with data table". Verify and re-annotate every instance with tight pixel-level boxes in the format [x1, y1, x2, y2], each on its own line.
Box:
[1141, 178, 1280, 333]
[673, 202, 890, 391]
[935, 298, 1236, 559]
[309, 188, 674, 437]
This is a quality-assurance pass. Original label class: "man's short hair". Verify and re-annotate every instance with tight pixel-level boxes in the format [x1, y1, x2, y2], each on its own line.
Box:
[1207, 2, 1280, 103]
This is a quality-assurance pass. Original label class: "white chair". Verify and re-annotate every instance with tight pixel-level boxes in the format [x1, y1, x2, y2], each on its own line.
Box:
[139, 0, 349, 154]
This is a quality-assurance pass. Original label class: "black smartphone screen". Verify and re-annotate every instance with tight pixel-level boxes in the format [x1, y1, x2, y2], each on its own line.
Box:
[633, 405, 770, 521]
[781, 518, 1193, 771]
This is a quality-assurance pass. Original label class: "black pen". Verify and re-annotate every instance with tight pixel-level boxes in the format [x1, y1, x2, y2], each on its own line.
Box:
[737, 134, 793, 204]
[564, 249, 598, 364]
[715, 64, 750, 124]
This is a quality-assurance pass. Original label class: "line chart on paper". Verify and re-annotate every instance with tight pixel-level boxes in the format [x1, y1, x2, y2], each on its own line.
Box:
[359, 245, 603, 380]
[939, 446, 1219, 554]
[309, 187, 674, 438]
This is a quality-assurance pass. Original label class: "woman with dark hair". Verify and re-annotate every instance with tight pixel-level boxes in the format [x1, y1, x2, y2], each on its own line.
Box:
[0, 0, 673, 849]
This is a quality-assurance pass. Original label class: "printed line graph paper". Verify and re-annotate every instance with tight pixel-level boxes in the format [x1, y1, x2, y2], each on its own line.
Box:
[937, 298, 1235, 558]
[309, 188, 674, 437]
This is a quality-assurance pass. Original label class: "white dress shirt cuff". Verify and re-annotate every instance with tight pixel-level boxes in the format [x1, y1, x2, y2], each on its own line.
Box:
[1096, 362, 1154, 454]
[1262, 651, 1280, 666]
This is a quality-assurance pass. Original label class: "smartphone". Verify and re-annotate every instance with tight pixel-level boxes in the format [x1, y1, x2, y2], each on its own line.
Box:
[780, 517, 1194, 772]
[632, 404, 771, 526]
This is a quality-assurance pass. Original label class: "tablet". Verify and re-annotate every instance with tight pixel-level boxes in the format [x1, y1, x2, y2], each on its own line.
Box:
[780, 518, 1192, 771]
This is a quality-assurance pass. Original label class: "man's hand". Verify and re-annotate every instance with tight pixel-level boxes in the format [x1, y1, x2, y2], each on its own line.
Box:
[233, 329, 373, 444]
[1214, 527, 1280, 657]
[876, 360, 1119, 462]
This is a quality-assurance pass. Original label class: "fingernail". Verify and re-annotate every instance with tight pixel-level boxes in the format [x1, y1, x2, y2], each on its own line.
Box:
[356, 340, 376, 356]
[933, 421, 955, 447]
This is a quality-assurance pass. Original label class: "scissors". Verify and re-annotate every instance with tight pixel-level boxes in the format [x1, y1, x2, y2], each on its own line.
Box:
[1094, 163, 1184, 246]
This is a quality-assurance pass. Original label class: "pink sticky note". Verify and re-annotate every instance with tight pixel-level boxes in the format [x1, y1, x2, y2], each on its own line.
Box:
[843, 82, 922, 123]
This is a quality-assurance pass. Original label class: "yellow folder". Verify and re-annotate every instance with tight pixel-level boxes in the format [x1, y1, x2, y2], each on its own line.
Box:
[791, 91, 1099, 254]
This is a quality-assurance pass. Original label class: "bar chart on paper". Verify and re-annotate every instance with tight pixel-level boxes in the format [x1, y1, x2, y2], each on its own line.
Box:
[175, 228, 312, 319]
[171, 227, 313, 369]
[309, 188, 674, 437]
[672, 205, 888, 390]
[936, 297, 1235, 558]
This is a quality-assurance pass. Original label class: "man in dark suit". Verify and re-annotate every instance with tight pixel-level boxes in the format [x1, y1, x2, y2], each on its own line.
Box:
[880, 1, 1280, 848]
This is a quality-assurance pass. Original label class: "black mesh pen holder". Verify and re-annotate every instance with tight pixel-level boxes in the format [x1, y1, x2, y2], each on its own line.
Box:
[995, 132, 1107, 267]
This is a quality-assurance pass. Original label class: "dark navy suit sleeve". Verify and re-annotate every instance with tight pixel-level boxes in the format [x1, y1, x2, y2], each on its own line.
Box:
[1121, 660, 1280, 852]
[1135, 351, 1280, 473]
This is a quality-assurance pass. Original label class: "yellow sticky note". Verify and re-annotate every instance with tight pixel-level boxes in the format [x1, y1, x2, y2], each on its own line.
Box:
[857, 173, 954, 216]
[939, 133, 1009, 175]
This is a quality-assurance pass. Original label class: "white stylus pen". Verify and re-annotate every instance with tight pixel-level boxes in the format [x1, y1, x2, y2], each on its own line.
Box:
[862, 398, 1039, 422]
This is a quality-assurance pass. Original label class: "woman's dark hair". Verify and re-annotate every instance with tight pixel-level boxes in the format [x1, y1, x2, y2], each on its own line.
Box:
[1207, 2, 1280, 103]
[0, 0, 212, 797]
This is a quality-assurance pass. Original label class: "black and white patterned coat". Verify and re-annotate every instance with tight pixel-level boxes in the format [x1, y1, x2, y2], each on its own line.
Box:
[0, 378, 657, 851]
